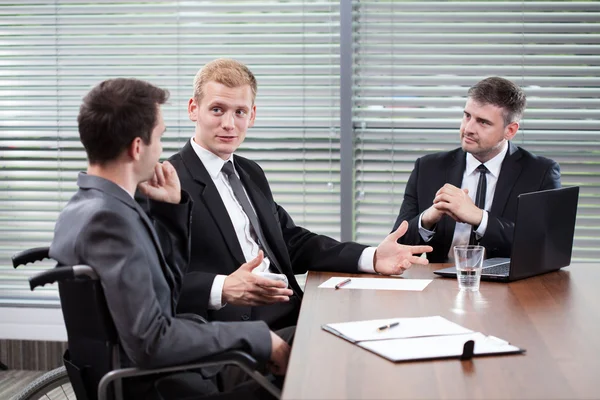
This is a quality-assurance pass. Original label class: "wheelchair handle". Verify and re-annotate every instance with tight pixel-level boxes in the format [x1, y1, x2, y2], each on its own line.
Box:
[29, 265, 98, 290]
[12, 246, 50, 268]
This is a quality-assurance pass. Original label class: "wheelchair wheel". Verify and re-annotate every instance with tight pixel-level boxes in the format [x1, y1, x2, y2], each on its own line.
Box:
[12, 366, 74, 400]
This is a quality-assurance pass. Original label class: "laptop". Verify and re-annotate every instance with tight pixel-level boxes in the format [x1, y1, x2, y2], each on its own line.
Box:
[434, 186, 579, 282]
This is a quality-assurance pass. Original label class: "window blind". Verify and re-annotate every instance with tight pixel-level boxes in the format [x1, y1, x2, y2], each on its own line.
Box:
[0, 0, 340, 307]
[352, 0, 600, 261]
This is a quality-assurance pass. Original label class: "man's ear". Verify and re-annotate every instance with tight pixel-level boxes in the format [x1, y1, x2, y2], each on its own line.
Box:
[128, 137, 143, 161]
[248, 104, 257, 128]
[504, 121, 519, 140]
[188, 98, 198, 122]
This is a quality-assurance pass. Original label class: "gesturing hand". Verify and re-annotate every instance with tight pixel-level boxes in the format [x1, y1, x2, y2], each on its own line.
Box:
[138, 161, 181, 204]
[373, 220, 433, 275]
[222, 251, 293, 306]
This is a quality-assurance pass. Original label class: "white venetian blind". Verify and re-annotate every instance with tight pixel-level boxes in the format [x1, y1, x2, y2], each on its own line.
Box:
[352, 0, 600, 261]
[0, 0, 340, 307]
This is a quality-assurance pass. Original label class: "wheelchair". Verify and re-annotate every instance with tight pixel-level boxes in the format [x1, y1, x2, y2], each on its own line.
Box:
[11, 247, 281, 400]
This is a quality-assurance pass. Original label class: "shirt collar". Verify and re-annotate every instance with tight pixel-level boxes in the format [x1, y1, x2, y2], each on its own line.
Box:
[189, 137, 234, 179]
[465, 140, 508, 179]
[117, 184, 134, 198]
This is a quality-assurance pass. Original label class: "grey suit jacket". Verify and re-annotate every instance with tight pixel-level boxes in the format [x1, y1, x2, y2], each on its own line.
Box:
[392, 142, 561, 262]
[49, 173, 272, 371]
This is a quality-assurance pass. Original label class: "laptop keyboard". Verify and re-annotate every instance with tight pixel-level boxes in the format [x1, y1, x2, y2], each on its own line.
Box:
[483, 263, 510, 276]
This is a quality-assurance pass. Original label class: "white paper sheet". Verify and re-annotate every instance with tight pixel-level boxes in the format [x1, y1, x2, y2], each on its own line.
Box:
[318, 277, 432, 291]
[324, 316, 473, 342]
[359, 332, 521, 362]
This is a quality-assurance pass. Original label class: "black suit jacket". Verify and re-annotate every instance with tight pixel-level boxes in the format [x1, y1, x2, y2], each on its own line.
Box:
[170, 141, 367, 330]
[392, 142, 561, 263]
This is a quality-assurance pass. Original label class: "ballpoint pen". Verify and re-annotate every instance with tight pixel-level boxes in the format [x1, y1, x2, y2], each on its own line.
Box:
[334, 278, 351, 290]
[377, 322, 400, 331]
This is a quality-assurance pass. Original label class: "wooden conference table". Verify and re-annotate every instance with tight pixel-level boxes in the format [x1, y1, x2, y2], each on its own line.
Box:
[281, 263, 600, 399]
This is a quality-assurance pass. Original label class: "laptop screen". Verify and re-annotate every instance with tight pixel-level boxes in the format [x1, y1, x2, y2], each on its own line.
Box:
[507, 186, 579, 281]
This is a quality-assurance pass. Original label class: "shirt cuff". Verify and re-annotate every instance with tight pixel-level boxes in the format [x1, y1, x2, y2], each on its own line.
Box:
[208, 274, 227, 310]
[418, 213, 435, 242]
[474, 210, 488, 238]
[358, 246, 377, 274]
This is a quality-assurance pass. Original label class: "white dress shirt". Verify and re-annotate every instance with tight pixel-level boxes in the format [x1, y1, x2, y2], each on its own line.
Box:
[190, 138, 376, 310]
[418, 141, 508, 261]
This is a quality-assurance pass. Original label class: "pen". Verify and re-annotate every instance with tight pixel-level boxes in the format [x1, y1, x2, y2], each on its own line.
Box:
[377, 322, 400, 331]
[334, 278, 351, 290]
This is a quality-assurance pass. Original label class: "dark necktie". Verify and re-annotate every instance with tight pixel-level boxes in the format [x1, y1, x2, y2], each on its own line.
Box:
[470, 164, 489, 245]
[221, 161, 285, 277]
[474, 164, 489, 210]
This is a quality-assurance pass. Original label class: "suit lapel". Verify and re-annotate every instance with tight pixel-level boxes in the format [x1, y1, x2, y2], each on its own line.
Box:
[180, 143, 246, 266]
[234, 159, 304, 297]
[441, 150, 467, 256]
[234, 159, 283, 256]
[446, 149, 466, 188]
[77, 173, 177, 298]
[491, 141, 522, 216]
[127, 195, 182, 311]
[131, 201, 177, 295]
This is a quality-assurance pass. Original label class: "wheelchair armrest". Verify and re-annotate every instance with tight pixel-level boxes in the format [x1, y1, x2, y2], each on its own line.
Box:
[97, 350, 280, 400]
[29, 265, 99, 290]
[12, 246, 50, 268]
[177, 312, 209, 324]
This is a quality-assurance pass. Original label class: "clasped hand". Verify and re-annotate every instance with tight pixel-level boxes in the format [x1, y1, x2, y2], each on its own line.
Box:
[223, 251, 293, 306]
[431, 183, 483, 226]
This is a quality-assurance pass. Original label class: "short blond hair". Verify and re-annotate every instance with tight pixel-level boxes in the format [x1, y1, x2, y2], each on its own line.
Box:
[193, 58, 257, 103]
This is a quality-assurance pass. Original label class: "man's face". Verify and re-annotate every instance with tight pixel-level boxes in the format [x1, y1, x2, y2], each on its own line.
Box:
[459, 98, 518, 163]
[188, 81, 256, 160]
[140, 106, 165, 181]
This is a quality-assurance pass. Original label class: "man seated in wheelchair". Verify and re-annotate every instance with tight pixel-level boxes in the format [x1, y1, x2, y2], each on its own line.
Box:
[50, 78, 289, 399]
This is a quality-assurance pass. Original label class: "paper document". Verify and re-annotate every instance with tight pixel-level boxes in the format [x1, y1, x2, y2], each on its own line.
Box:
[319, 277, 432, 291]
[324, 316, 473, 342]
[359, 332, 522, 362]
[322, 315, 525, 363]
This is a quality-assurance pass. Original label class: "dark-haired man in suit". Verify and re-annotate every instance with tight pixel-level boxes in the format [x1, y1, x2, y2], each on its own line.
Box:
[392, 77, 561, 263]
[169, 58, 432, 331]
[50, 78, 290, 399]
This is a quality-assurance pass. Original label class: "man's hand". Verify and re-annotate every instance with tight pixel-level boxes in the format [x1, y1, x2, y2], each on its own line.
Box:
[268, 331, 290, 376]
[373, 220, 433, 275]
[432, 184, 483, 226]
[421, 204, 445, 230]
[138, 161, 181, 204]
[223, 251, 293, 306]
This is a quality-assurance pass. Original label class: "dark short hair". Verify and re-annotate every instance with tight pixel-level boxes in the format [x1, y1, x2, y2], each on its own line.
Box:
[467, 77, 526, 126]
[78, 78, 169, 165]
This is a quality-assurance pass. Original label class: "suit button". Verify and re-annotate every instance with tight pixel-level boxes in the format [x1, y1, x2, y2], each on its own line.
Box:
[241, 314, 250, 321]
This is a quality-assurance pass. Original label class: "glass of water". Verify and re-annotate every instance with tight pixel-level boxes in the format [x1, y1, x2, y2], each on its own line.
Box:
[453, 245, 485, 291]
